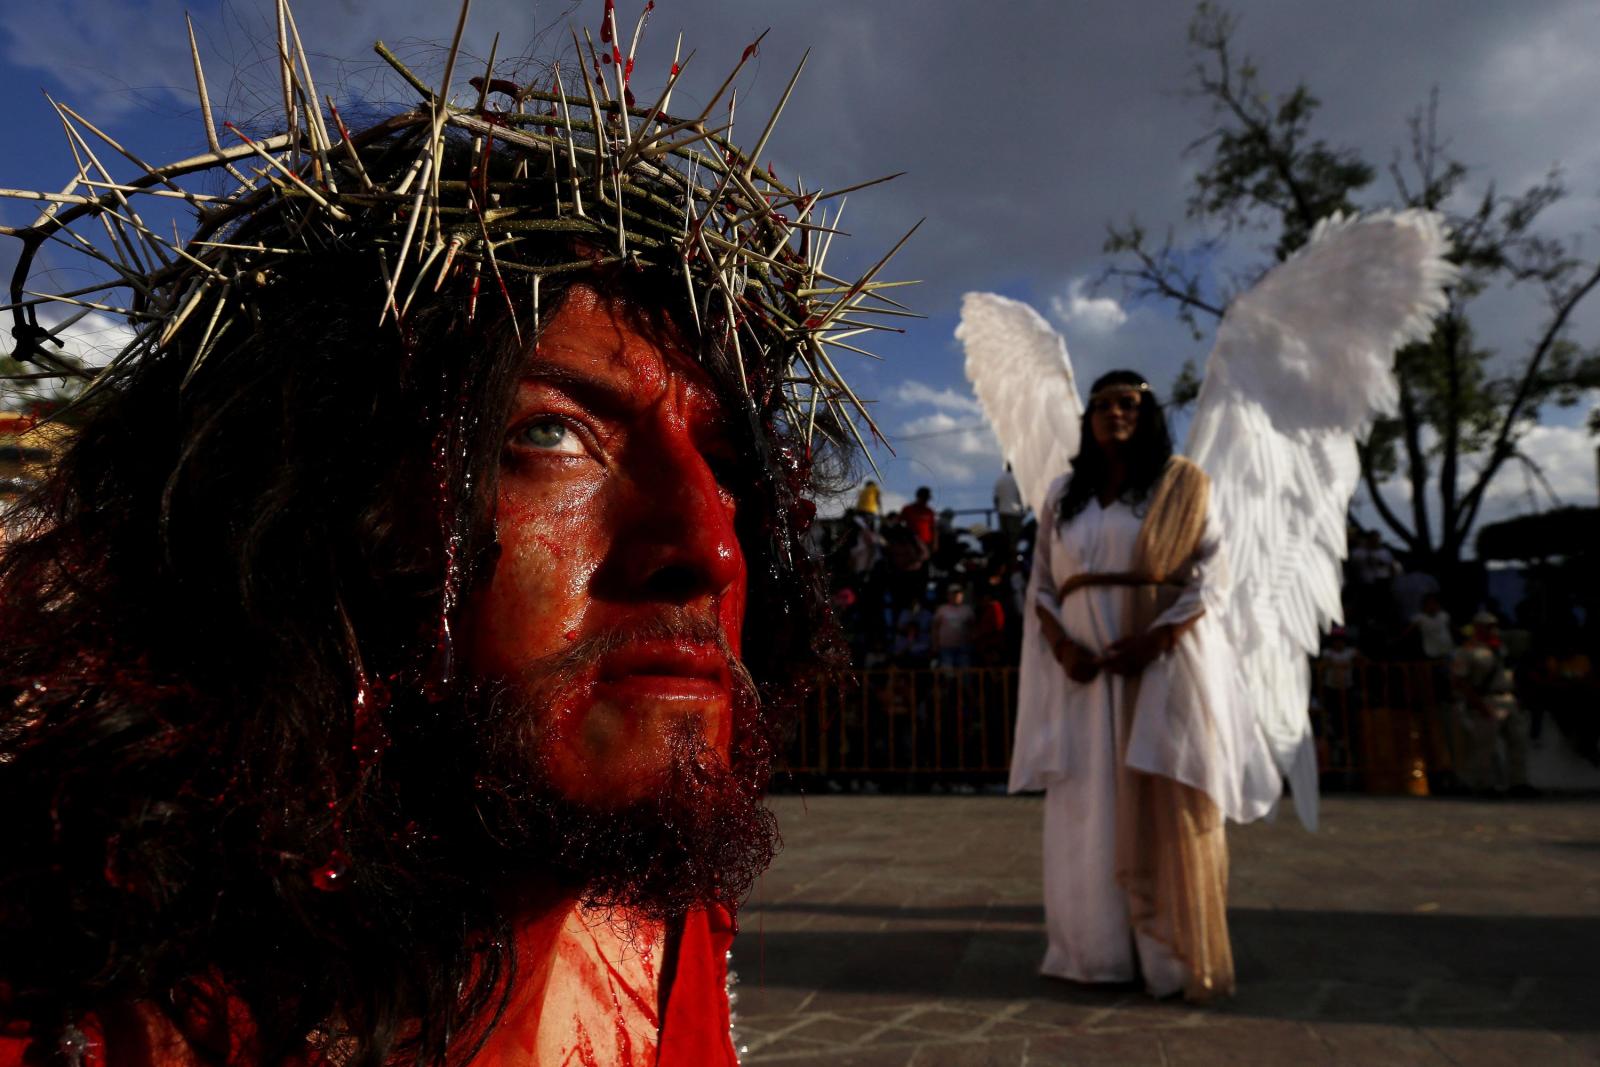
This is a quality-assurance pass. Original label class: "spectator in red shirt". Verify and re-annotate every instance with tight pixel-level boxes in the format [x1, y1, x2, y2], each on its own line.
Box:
[901, 486, 938, 550]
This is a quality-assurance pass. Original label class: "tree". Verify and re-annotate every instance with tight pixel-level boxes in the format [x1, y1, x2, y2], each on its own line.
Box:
[1101, 2, 1600, 576]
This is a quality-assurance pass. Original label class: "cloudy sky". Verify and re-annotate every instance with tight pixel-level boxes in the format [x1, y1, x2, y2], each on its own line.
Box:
[3, 0, 1596, 546]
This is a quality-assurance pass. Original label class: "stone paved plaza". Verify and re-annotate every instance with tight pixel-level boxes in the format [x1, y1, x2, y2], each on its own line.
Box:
[732, 793, 1600, 1066]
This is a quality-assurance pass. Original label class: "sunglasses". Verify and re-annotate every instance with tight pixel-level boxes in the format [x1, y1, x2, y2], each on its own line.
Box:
[1089, 393, 1142, 415]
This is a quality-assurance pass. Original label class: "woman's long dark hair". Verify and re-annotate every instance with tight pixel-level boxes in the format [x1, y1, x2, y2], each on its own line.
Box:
[1056, 369, 1174, 524]
[0, 204, 838, 1067]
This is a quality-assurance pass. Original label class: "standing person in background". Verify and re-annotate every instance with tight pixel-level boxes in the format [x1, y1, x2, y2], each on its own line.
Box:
[846, 510, 883, 583]
[893, 596, 934, 669]
[883, 517, 932, 610]
[1318, 628, 1363, 705]
[1406, 592, 1455, 663]
[934, 508, 966, 575]
[931, 585, 978, 670]
[994, 462, 1026, 553]
[959, 205, 1457, 1008]
[1452, 612, 1535, 797]
[1317, 627, 1365, 786]
[1348, 530, 1399, 642]
[1014, 371, 1278, 1003]
[976, 577, 1011, 667]
[1403, 592, 1459, 784]
[901, 486, 939, 554]
[855, 479, 883, 528]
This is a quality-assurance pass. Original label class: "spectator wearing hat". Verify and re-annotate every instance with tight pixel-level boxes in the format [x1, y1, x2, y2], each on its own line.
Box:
[854, 479, 882, 528]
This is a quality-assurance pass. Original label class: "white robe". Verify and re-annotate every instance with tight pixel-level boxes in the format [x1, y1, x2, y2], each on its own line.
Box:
[1010, 475, 1279, 989]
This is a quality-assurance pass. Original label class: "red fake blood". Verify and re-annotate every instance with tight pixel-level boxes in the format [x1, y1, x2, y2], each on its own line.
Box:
[351, 669, 391, 770]
[311, 851, 348, 892]
[599, 0, 615, 42]
[564, 1018, 599, 1067]
[425, 430, 463, 700]
[532, 533, 563, 559]
[563, 630, 578, 642]
[741, 39, 761, 63]
[469, 75, 523, 99]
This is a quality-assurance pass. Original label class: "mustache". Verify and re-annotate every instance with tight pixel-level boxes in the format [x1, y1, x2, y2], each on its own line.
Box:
[481, 608, 757, 713]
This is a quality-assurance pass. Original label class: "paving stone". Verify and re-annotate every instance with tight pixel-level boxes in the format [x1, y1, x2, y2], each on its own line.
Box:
[752, 1046, 916, 1067]
[1013, 1030, 1172, 1065]
[889, 1007, 992, 1036]
[1157, 1019, 1337, 1066]
[904, 1038, 1032, 1065]
[786, 1015, 892, 1045]
[740, 794, 1600, 1065]
[1306, 1021, 1459, 1066]
[1418, 1027, 1600, 1067]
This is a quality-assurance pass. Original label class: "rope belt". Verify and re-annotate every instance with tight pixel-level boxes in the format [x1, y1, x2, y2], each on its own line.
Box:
[1056, 571, 1184, 602]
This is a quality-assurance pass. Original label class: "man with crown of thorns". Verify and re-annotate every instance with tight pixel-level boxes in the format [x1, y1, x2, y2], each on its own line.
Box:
[0, 2, 915, 1064]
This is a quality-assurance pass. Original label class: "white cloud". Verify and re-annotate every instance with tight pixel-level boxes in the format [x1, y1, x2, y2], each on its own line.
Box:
[1480, 422, 1596, 512]
[891, 378, 982, 414]
[47, 309, 130, 368]
[1049, 278, 1127, 335]
[896, 410, 1000, 483]
[1358, 414, 1598, 549]
[1, 307, 133, 408]
[1478, 6, 1600, 121]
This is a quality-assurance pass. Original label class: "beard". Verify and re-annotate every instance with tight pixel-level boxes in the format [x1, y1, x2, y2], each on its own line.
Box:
[404, 612, 780, 924]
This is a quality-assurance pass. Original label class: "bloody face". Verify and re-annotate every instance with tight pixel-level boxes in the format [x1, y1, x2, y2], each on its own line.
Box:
[463, 284, 749, 810]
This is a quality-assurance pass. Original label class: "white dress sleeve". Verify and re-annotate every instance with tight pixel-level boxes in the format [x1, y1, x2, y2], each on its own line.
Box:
[1008, 475, 1076, 793]
[1125, 505, 1281, 824]
[1031, 498, 1065, 625]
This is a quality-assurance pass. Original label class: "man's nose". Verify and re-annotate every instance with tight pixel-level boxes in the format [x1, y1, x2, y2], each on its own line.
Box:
[616, 426, 742, 603]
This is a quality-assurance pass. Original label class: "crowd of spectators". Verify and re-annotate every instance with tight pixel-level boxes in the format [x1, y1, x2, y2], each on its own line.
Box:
[811, 479, 1596, 795]
[1317, 525, 1597, 796]
[818, 474, 1033, 674]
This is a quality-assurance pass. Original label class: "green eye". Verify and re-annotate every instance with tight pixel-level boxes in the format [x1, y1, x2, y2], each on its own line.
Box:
[516, 418, 584, 455]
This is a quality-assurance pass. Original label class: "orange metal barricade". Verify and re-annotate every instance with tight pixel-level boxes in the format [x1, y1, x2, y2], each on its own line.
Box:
[782, 660, 1457, 791]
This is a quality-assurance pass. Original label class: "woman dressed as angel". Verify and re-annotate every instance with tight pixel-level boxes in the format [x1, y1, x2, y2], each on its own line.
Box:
[1020, 368, 1278, 1001]
[959, 210, 1456, 1002]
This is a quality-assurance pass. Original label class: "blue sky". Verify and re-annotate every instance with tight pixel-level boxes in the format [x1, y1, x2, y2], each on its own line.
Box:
[3, 0, 1597, 541]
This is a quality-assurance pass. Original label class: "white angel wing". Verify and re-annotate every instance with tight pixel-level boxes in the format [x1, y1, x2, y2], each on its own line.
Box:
[1190, 209, 1456, 831]
[956, 292, 1082, 515]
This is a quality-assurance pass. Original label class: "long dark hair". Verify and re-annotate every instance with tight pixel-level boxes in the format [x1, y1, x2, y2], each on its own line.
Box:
[1056, 369, 1174, 524]
[0, 201, 837, 1067]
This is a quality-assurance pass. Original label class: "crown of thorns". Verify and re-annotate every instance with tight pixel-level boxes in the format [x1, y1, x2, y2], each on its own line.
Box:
[0, 0, 917, 460]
